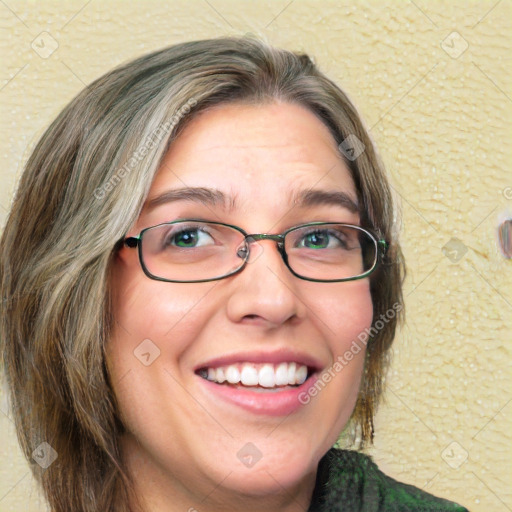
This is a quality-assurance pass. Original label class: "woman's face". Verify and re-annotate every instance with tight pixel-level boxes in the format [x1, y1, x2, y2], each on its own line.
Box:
[107, 101, 373, 509]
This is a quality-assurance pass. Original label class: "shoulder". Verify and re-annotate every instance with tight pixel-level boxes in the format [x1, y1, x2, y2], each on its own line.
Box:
[309, 448, 468, 512]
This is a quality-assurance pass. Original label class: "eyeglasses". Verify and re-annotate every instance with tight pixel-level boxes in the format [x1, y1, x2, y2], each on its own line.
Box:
[122, 219, 387, 283]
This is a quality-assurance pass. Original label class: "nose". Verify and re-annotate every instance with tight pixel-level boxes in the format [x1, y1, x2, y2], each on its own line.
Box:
[225, 238, 306, 328]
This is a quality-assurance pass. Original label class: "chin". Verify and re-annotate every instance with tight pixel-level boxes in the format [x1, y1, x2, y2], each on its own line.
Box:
[207, 435, 324, 495]
[219, 456, 317, 498]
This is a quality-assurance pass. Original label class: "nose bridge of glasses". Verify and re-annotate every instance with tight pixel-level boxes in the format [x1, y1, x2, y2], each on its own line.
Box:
[237, 233, 286, 264]
[245, 233, 284, 243]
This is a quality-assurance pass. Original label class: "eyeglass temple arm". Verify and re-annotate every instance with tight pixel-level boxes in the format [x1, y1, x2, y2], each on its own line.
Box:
[378, 239, 388, 256]
[124, 236, 140, 248]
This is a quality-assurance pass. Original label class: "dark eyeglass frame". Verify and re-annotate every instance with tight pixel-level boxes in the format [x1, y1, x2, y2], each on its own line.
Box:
[122, 219, 388, 284]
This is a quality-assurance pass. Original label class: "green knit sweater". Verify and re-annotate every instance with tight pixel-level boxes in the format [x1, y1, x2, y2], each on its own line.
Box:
[307, 448, 468, 511]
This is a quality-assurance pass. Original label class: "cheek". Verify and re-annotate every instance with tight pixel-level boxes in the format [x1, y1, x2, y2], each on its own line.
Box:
[296, 281, 373, 448]
[110, 253, 214, 349]
[106, 274, 217, 446]
[312, 280, 374, 346]
[106, 258, 213, 406]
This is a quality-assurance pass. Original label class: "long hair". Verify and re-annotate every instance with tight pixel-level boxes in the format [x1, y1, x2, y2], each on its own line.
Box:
[0, 36, 405, 511]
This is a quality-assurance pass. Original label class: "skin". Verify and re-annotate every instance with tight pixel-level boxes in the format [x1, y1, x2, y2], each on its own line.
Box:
[107, 101, 373, 512]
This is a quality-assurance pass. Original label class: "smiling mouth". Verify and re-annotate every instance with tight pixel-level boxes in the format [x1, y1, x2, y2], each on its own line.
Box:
[195, 361, 315, 391]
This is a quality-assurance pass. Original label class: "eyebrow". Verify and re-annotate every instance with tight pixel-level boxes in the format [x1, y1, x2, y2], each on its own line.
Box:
[291, 189, 359, 213]
[145, 187, 359, 213]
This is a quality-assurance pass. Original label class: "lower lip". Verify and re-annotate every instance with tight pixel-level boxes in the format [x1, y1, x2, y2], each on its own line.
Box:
[197, 374, 319, 416]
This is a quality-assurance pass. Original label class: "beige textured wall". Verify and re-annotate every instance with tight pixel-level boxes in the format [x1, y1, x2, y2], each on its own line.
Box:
[1, 1, 511, 511]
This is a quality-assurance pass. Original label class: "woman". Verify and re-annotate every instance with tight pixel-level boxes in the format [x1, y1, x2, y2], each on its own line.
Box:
[0, 37, 467, 512]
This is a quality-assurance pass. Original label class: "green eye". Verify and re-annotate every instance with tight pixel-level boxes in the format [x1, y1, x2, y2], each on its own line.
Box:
[303, 232, 329, 249]
[163, 226, 215, 249]
[298, 229, 346, 250]
[173, 229, 200, 247]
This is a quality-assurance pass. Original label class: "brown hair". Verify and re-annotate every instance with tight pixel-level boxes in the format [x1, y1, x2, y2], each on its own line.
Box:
[0, 36, 405, 511]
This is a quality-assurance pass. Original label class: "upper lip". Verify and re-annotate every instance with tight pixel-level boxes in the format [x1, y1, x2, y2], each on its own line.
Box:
[194, 348, 325, 373]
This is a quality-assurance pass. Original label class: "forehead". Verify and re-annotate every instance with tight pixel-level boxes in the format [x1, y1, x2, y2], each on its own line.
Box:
[144, 101, 358, 219]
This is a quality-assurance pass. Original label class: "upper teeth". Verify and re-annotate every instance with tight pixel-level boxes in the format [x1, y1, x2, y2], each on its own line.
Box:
[202, 362, 309, 388]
